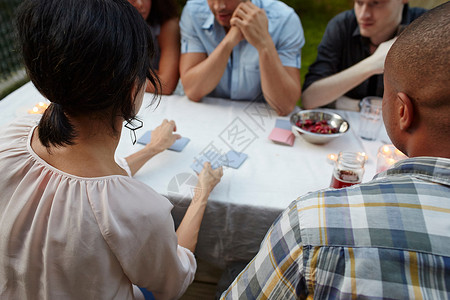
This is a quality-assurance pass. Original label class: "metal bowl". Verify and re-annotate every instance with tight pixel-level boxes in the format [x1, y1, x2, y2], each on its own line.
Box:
[290, 110, 349, 145]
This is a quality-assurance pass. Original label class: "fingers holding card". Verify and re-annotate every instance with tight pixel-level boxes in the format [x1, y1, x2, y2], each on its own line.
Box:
[137, 130, 190, 152]
[191, 150, 248, 173]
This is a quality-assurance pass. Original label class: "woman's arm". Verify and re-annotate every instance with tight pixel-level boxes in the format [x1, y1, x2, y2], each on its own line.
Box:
[124, 119, 180, 176]
[146, 18, 181, 95]
[176, 162, 223, 252]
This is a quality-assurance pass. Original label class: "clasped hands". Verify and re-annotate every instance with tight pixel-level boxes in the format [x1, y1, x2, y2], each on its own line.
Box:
[226, 1, 270, 50]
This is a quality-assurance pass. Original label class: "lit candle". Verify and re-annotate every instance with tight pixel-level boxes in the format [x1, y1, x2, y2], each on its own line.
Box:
[381, 145, 391, 155]
[387, 158, 396, 166]
[28, 101, 50, 114]
[357, 152, 369, 162]
[376, 144, 407, 173]
[327, 153, 338, 164]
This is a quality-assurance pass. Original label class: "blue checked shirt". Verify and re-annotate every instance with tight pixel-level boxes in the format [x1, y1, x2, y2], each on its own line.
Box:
[180, 0, 304, 101]
[221, 157, 450, 299]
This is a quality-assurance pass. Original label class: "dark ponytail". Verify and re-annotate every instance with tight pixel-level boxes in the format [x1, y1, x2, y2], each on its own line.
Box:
[38, 103, 76, 148]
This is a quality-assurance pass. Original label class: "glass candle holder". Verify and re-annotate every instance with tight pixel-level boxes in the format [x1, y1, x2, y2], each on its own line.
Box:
[376, 144, 408, 173]
[330, 152, 366, 189]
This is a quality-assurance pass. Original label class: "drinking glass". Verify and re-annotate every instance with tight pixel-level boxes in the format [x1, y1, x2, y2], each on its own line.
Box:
[330, 152, 365, 188]
[359, 96, 383, 141]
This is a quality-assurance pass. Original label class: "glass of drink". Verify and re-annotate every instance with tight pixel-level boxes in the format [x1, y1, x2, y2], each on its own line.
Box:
[359, 96, 383, 141]
[330, 152, 365, 188]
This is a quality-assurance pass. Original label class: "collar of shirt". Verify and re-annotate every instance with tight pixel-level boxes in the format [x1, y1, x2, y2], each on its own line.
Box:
[374, 156, 450, 186]
[202, 13, 215, 30]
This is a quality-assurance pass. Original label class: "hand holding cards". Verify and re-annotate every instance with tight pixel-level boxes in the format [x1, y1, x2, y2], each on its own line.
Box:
[136, 119, 190, 153]
[137, 131, 190, 152]
[191, 150, 248, 173]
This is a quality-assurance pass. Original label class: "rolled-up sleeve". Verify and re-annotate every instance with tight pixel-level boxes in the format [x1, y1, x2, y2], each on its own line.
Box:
[276, 12, 305, 69]
[180, 4, 207, 54]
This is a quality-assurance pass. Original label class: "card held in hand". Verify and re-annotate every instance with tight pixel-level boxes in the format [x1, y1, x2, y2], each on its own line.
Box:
[137, 130, 190, 152]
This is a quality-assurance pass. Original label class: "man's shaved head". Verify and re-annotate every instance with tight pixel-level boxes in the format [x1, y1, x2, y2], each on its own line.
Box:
[384, 2, 450, 145]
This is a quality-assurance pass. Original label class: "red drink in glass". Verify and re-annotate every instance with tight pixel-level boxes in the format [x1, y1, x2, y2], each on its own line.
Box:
[330, 170, 361, 188]
[330, 152, 365, 189]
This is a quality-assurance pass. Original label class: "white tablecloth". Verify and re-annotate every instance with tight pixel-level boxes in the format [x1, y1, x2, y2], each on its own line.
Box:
[0, 82, 390, 267]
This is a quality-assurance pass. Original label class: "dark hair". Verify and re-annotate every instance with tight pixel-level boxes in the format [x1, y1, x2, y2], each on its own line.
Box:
[147, 0, 179, 26]
[16, 0, 160, 148]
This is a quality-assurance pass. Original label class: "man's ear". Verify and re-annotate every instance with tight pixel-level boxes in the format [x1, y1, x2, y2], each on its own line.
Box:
[397, 92, 414, 131]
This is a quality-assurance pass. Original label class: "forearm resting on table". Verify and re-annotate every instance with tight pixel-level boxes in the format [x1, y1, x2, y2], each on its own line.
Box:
[302, 58, 379, 109]
[176, 189, 209, 253]
[259, 45, 300, 116]
[181, 40, 235, 102]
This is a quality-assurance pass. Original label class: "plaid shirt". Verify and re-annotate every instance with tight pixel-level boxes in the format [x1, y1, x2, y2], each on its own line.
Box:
[221, 157, 450, 299]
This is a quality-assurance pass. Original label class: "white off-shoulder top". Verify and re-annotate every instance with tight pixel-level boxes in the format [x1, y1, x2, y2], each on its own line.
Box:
[0, 115, 196, 300]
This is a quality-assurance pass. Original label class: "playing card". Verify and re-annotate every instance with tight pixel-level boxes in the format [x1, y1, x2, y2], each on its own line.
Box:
[224, 150, 248, 169]
[275, 119, 292, 130]
[137, 130, 190, 152]
[190, 150, 224, 173]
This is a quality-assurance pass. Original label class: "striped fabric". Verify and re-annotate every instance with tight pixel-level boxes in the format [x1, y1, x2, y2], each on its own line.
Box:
[221, 157, 450, 299]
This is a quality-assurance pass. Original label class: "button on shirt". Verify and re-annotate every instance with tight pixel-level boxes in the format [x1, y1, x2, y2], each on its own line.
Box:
[180, 0, 304, 101]
[221, 157, 450, 299]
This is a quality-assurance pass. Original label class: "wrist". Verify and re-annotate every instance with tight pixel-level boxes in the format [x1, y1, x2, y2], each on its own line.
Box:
[193, 185, 211, 201]
[361, 55, 382, 76]
[256, 38, 276, 57]
[223, 32, 240, 51]
[146, 144, 162, 157]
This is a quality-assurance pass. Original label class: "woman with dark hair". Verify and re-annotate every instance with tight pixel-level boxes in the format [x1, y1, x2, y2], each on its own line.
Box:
[128, 0, 181, 95]
[0, 0, 222, 299]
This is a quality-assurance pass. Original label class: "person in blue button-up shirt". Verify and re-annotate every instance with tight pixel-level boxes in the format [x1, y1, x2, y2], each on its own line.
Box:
[179, 0, 305, 116]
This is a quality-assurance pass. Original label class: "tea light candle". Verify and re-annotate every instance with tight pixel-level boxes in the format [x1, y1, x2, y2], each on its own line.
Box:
[327, 153, 338, 164]
[376, 144, 407, 173]
[357, 152, 368, 162]
[28, 101, 49, 114]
